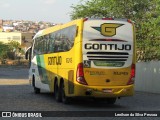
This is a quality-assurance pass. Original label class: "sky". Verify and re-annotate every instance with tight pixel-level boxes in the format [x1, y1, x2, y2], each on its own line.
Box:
[0, 0, 81, 23]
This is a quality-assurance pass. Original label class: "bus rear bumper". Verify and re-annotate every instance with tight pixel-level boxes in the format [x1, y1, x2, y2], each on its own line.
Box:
[73, 84, 134, 98]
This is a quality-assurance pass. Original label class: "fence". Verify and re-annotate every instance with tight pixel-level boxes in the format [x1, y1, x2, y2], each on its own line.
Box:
[135, 61, 160, 94]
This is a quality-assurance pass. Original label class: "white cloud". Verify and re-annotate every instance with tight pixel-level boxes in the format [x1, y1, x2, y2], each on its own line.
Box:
[43, 0, 56, 5]
[0, 2, 10, 8]
[3, 3, 10, 8]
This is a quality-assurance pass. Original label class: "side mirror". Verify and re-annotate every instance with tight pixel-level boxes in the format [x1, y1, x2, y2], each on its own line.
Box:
[25, 47, 32, 67]
[25, 51, 29, 60]
[25, 47, 31, 60]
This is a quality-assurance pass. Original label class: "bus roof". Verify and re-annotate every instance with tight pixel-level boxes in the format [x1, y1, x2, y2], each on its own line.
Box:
[33, 18, 133, 40]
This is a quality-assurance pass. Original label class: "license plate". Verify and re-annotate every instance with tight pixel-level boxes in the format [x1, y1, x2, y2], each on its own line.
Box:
[102, 89, 112, 93]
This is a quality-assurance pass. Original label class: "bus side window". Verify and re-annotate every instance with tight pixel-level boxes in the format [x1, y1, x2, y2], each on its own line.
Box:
[55, 25, 77, 52]
[69, 25, 77, 48]
[46, 34, 51, 53]
[33, 38, 40, 56]
[49, 33, 55, 53]
[61, 29, 69, 51]
[43, 36, 47, 54]
[54, 32, 61, 52]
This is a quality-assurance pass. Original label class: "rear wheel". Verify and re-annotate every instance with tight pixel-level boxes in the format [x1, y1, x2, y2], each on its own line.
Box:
[54, 81, 61, 102]
[60, 81, 70, 104]
[107, 98, 116, 104]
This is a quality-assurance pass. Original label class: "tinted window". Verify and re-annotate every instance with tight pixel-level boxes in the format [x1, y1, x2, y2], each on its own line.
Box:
[33, 25, 77, 55]
[54, 25, 77, 52]
[49, 33, 55, 53]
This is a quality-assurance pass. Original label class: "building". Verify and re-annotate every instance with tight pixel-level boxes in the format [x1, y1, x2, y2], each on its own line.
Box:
[3, 25, 14, 32]
[0, 19, 3, 32]
[21, 32, 35, 49]
[0, 32, 34, 49]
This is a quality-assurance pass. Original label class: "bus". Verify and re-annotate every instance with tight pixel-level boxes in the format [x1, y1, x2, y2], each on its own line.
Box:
[26, 18, 136, 104]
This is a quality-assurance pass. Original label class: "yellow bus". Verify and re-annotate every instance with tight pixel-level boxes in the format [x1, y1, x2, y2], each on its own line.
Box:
[26, 18, 136, 104]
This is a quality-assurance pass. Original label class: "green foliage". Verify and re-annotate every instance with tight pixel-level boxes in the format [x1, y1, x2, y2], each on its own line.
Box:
[137, 40, 160, 61]
[0, 41, 23, 61]
[71, 0, 110, 19]
[71, 0, 157, 20]
[71, 0, 160, 61]
[8, 40, 20, 52]
[0, 42, 9, 60]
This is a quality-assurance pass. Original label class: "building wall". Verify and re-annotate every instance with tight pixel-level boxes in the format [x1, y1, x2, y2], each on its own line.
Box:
[135, 61, 160, 93]
[0, 32, 21, 44]
[3, 26, 14, 32]
[0, 19, 2, 27]
[0, 32, 34, 49]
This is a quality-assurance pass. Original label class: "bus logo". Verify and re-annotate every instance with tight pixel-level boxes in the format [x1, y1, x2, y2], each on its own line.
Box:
[92, 23, 123, 37]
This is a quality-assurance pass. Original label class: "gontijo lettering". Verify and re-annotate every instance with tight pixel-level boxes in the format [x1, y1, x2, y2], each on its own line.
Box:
[85, 43, 131, 51]
[48, 56, 62, 65]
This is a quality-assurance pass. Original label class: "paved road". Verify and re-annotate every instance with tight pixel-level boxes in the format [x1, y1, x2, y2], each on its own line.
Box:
[0, 66, 159, 120]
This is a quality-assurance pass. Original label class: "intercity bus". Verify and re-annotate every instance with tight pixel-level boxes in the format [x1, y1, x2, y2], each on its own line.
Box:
[26, 18, 136, 104]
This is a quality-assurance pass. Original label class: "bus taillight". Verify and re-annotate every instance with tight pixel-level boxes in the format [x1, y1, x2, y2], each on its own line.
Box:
[83, 18, 88, 22]
[76, 63, 88, 85]
[127, 19, 132, 24]
[127, 64, 135, 85]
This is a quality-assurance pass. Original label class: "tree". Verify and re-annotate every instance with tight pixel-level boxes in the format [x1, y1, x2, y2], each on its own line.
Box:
[70, 0, 160, 61]
[0, 42, 9, 61]
[71, 0, 157, 20]
[7, 41, 23, 59]
[0, 41, 22, 62]
[7, 41, 20, 52]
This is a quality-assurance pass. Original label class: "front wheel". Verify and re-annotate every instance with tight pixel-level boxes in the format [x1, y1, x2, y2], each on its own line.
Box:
[34, 87, 40, 94]
[32, 77, 40, 94]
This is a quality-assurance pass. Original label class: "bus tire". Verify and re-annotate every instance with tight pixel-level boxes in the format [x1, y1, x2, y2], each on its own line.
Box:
[60, 81, 70, 104]
[107, 98, 116, 104]
[34, 87, 40, 94]
[54, 81, 61, 102]
[32, 76, 40, 94]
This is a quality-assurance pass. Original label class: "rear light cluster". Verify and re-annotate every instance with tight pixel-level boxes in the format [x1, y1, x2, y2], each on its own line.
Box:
[102, 18, 113, 20]
[127, 64, 135, 85]
[127, 19, 132, 24]
[83, 18, 88, 22]
[76, 63, 88, 85]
